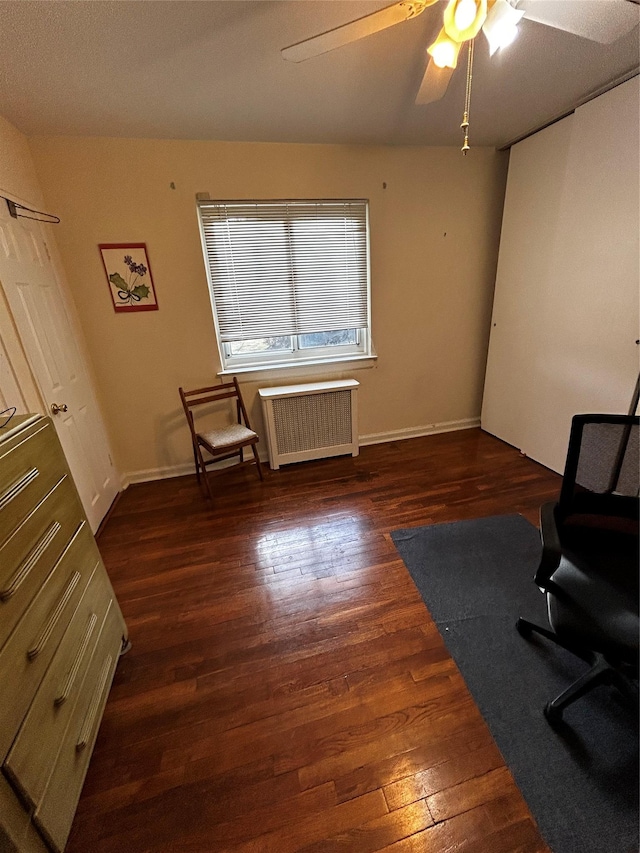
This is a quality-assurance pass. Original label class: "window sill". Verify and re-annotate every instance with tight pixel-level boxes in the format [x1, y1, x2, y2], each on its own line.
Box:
[218, 353, 377, 382]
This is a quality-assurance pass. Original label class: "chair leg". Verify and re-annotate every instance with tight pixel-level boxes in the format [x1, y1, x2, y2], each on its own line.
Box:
[192, 442, 201, 484]
[607, 667, 640, 707]
[544, 657, 612, 724]
[516, 617, 594, 664]
[196, 445, 213, 499]
[251, 443, 263, 481]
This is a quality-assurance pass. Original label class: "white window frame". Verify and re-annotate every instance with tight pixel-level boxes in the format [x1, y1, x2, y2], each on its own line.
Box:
[197, 199, 374, 374]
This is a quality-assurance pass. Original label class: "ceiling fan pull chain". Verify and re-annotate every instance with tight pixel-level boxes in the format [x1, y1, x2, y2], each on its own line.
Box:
[461, 38, 475, 155]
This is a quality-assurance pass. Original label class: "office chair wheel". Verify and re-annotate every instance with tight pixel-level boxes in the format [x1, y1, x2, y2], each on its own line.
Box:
[516, 617, 532, 638]
[544, 702, 562, 725]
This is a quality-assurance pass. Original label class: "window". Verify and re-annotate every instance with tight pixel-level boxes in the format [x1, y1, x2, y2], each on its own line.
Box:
[198, 199, 372, 372]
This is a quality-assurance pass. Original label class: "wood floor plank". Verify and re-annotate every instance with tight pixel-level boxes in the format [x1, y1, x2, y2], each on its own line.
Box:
[220, 790, 389, 853]
[383, 741, 505, 810]
[297, 699, 481, 792]
[63, 428, 560, 852]
[97, 776, 337, 850]
[294, 799, 433, 853]
[333, 721, 494, 804]
[426, 766, 517, 822]
[376, 795, 548, 853]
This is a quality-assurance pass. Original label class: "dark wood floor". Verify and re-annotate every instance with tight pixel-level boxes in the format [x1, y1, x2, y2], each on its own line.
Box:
[66, 428, 561, 853]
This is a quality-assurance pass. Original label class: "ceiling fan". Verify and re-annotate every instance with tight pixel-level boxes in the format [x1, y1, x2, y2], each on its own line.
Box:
[282, 0, 640, 152]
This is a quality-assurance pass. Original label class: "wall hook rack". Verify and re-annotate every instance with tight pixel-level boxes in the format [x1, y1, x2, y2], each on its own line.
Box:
[4, 196, 60, 224]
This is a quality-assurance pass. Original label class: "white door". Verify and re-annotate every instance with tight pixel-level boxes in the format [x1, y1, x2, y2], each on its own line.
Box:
[0, 200, 118, 531]
[482, 79, 640, 474]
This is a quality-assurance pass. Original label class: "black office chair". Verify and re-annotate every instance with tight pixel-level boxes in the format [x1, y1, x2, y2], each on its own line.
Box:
[517, 414, 639, 724]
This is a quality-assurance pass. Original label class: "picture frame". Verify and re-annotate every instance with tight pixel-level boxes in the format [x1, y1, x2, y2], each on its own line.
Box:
[99, 243, 158, 313]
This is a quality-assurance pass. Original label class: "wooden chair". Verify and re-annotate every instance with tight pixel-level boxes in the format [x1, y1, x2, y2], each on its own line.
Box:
[178, 378, 263, 499]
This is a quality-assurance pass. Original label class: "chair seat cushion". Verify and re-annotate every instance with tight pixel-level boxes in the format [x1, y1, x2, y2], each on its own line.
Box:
[199, 424, 257, 450]
[548, 527, 639, 665]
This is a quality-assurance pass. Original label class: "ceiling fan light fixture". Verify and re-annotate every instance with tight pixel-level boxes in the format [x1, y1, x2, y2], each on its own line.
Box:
[455, 0, 480, 31]
[482, 0, 525, 55]
[427, 28, 462, 69]
[443, 0, 487, 43]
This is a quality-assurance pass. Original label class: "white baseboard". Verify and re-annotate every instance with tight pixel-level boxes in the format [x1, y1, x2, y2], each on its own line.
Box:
[121, 462, 192, 488]
[359, 417, 480, 447]
[121, 418, 480, 486]
[121, 452, 269, 488]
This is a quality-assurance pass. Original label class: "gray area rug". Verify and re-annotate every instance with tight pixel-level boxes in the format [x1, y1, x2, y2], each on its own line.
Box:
[391, 514, 639, 853]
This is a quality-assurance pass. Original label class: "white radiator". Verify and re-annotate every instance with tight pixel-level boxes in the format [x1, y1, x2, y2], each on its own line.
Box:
[258, 379, 359, 469]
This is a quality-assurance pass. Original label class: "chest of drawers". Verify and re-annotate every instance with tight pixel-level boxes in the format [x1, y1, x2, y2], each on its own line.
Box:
[0, 415, 128, 852]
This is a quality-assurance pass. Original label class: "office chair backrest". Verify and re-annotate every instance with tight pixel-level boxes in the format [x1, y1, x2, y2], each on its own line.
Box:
[558, 414, 640, 523]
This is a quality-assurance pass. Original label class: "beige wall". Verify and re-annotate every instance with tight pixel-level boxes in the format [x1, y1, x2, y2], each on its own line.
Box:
[0, 115, 44, 207]
[29, 136, 508, 480]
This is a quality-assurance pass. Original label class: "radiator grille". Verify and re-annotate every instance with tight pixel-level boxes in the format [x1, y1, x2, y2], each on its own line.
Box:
[259, 379, 359, 468]
[272, 390, 352, 455]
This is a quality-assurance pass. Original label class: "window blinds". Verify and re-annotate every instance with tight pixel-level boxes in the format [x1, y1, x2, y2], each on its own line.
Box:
[198, 200, 369, 342]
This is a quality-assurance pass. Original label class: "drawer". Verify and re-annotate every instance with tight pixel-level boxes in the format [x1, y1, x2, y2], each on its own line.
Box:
[0, 421, 70, 544]
[33, 604, 123, 853]
[4, 567, 113, 810]
[0, 523, 98, 760]
[0, 475, 85, 653]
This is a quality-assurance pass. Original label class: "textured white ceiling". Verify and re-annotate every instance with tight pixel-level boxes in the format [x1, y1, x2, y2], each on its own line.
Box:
[0, 0, 637, 147]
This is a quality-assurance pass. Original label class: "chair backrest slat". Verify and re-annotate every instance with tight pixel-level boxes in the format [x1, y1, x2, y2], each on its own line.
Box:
[183, 391, 238, 407]
[183, 381, 236, 397]
[178, 379, 254, 435]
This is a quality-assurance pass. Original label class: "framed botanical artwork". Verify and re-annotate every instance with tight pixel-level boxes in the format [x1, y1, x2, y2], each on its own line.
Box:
[99, 243, 158, 313]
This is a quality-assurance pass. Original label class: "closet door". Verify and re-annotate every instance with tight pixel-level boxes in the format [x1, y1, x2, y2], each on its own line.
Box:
[482, 77, 639, 474]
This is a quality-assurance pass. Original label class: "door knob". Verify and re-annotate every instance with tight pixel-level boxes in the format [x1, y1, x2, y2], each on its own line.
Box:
[50, 403, 68, 415]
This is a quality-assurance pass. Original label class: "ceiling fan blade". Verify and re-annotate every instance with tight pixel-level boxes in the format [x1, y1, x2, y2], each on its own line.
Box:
[282, 0, 438, 62]
[415, 58, 454, 105]
[517, 0, 640, 44]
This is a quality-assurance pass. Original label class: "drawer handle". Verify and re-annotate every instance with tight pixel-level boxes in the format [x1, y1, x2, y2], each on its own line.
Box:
[0, 468, 38, 512]
[0, 521, 62, 602]
[76, 654, 112, 752]
[55, 612, 98, 706]
[27, 571, 81, 661]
